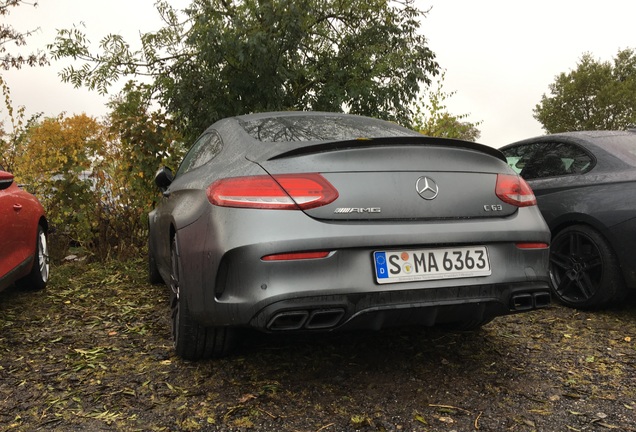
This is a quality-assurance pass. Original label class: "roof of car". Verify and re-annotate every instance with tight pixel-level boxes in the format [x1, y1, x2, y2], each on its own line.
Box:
[501, 129, 636, 150]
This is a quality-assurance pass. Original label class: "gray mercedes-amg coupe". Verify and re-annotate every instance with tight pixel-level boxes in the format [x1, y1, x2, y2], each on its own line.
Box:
[148, 111, 551, 360]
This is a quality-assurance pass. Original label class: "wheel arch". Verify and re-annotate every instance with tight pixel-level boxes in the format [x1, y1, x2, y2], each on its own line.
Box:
[38, 216, 48, 233]
[548, 213, 616, 247]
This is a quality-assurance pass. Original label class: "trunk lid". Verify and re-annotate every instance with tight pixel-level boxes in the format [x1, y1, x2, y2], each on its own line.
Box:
[251, 138, 519, 221]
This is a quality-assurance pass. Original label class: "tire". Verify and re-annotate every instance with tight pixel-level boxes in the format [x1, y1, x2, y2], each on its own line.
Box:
[549, 225, 626, 309]
[170, 235, 236, 360]
[148, 244, 163, 285]
[17, 224, 49, 291]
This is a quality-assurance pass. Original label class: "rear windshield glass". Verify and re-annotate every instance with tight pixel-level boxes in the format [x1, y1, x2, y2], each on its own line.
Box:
[238, 115, 418, 142]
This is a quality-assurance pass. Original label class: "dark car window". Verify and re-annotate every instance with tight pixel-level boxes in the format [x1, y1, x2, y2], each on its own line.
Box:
[504, 142, 593, 180]
[176, 132, 223, 177]
[238, 115, 418, 142]
[502, 143, 542, 174]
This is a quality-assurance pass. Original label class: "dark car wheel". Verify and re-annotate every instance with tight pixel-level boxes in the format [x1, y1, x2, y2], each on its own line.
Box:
[170, 235, 235, 360]
[17, 225, 49, 291]
[549, 225, 626, 309]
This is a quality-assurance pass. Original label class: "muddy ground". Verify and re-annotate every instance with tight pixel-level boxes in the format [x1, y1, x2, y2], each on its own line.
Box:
[1, 258, 635, 431]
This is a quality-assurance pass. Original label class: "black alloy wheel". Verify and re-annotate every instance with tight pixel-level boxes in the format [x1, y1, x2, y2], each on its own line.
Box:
[169, 236, 184, 352]
[549, 225, 626, 309]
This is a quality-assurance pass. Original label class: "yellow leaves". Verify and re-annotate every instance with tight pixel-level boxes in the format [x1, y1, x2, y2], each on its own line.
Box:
[349, 414, 372, 428]
[13, 113, 109, 180]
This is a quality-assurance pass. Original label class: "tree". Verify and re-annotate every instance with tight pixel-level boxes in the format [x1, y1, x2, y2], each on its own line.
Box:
[0, 0, 48, 69]
[412, 71, 481, 141]
[14, 114, 110, 252]
[0, 75, 28, 170]
[534, 48, 636, 133]
[100, 82, 185, 255]
[50, 0, 439, 142]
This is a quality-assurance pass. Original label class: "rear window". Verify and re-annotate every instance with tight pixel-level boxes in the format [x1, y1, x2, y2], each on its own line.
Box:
[238, 115, 418, 142]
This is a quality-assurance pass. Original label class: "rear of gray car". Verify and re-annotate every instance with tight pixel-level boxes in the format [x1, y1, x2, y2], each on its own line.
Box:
[149, 112, 551, 360]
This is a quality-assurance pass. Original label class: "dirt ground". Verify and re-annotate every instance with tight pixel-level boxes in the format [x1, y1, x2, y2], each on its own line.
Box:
[1, 258, 635, 431]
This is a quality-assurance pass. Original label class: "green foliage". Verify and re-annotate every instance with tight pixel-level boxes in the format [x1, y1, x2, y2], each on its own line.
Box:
[49, 0, 439, 142]
[412, 71, 482, 142]
[534, 48, 636, 133]
[98, 81, 185, 257]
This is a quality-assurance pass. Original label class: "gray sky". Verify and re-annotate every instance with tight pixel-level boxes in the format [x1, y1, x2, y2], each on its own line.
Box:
[3, 0, 635, 147]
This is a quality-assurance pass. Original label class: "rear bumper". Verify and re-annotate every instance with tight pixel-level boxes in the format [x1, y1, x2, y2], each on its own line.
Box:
[251, 282, 551, 332]
[173, 205, 551, 330]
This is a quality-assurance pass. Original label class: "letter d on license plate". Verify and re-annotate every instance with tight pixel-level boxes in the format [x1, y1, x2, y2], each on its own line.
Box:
[374, 246, 491, 284]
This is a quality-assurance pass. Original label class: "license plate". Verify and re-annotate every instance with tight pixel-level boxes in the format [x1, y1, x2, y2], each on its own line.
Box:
[373, 246, 491, 284]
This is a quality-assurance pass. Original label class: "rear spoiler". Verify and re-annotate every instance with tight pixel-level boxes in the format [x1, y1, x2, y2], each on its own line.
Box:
[266, 136, 506, 162]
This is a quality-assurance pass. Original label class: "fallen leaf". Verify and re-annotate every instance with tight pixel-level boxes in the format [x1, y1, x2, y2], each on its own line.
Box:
[239, 393, 257, 403]
[414, 413, 427, 425]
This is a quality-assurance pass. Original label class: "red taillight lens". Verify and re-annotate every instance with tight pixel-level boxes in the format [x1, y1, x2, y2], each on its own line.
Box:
[495, 174, 537, 207]
[262, 251, 331, 261]
[207, 173, 338, 209]
[515, 242, 549, 249]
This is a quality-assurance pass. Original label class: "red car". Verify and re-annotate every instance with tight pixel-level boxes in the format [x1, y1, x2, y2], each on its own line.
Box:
[0, 166, 49, 293]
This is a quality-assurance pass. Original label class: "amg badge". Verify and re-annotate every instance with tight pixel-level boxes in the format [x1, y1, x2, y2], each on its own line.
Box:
[334, 207, 381, 214]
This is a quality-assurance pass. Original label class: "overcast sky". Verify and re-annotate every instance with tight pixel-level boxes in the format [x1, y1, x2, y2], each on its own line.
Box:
[2, 0, 635, 148]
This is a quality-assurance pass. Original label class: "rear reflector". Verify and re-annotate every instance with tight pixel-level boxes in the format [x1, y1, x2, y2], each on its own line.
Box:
[207, 173, 338, 209]
[262, 251, 331, 261]
[495, 174, 537, 207]
[515, 242, 549, 249]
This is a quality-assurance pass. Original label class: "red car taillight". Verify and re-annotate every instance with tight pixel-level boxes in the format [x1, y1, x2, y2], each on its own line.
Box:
[207, 173, 339, 210]
[495, 174, 537, 207]
[261, 251, 331, 261]
[515, 242, 549, 249]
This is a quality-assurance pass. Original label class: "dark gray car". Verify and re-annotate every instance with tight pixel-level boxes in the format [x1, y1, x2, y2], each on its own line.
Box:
[501, 130, 636, 310]
[148, 112, 551, 360]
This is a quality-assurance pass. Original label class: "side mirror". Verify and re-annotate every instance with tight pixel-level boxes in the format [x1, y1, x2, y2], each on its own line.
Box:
[0, 170, 15, 191]
[154, 166, 174, 192]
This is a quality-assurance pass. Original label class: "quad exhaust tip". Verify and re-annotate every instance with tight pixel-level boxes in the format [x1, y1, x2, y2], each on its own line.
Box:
[511, 291, 551, 311]
[268, 309, 345, 331]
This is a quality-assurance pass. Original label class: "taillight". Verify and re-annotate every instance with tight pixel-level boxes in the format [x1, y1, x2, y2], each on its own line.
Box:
[515, 242, 549, 249]
[262, 251, 331, 261]
[495, 174, 537, 207]
[207, 173, 339, 209]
